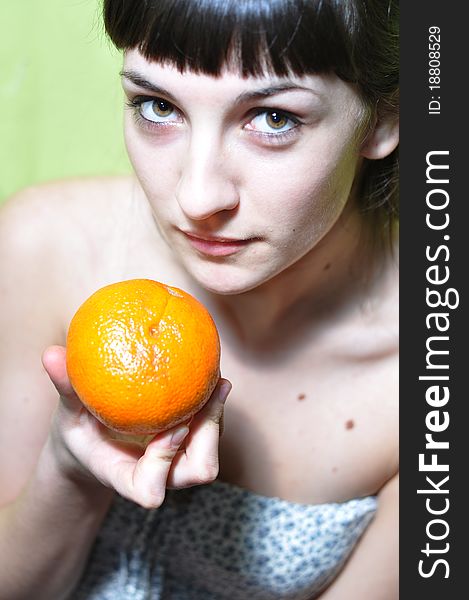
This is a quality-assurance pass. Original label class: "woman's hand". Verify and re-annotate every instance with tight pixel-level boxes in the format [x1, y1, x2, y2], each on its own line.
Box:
[42, 345, 231, 509]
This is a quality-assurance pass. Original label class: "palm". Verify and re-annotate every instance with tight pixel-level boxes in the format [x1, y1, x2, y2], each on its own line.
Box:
[43, 345, 229, 508]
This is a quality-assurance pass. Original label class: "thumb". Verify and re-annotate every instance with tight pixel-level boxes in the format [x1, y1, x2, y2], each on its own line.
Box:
[42, 345, 82, 411]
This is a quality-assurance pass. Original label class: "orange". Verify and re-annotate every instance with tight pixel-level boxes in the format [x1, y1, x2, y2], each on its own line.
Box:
[66, 279, 220, 434]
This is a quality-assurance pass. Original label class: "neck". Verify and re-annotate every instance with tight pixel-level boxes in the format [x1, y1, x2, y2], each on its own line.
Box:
[204, 204, 396, 351]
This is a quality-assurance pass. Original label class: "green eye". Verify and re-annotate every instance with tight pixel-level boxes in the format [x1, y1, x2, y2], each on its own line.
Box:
[137, 98, 178, 123]
[248, 109, 297, 135]
[265, 112, 289, 129]
[151, 99, 173, 117]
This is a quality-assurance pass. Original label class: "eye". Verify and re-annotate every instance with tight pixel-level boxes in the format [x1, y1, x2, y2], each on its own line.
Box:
[138, 98, 180, 123]
[247, 110, 298, 134]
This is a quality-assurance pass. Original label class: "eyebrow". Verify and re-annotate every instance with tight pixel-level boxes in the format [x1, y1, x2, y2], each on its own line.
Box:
[121, 70, 174, 98]
[235, 84, 321, 103]
[120, 69, 321, 103]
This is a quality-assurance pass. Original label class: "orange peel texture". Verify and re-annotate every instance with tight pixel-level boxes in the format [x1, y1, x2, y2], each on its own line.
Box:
[66, 279, 221, 434]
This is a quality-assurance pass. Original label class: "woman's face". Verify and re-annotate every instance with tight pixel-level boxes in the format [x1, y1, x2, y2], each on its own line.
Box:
[122, 50, 367, 294]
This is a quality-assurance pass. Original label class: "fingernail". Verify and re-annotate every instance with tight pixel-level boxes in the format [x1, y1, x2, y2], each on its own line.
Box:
[219, 380, 232, 403]
[170, 426, 189, 448]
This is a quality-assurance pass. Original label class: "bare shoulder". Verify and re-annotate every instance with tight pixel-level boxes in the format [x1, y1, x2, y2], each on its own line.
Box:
[0, 176, 137, 504]
[1, 174, 135, 235]
[1, 172, 180, 317]
[0, 175, 139, 289]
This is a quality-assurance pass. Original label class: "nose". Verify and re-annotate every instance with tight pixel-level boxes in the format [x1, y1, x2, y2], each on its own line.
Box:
[175, 133, 240, 221]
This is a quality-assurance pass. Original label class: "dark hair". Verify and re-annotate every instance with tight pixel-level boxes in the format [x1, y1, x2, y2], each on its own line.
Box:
[103, 0, 399, 236]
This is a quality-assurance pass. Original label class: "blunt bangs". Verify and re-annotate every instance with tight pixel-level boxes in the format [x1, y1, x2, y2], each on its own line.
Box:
[103, 0, 362, 81]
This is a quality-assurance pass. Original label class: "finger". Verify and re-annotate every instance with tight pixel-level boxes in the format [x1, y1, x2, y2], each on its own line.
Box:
[42, 345, 83, 412]
[193, 378, 231, 427]
[166, 378, 231, 488]
[110, 425, 190, 508]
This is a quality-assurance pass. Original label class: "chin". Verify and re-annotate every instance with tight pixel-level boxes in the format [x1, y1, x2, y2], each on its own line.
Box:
[187, 261, 270, 296]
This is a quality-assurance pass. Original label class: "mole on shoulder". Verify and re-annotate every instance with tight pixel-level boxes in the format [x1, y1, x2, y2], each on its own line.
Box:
[323, 262, 331, 270]
[297, 393, 306, 401]
[345, 419, 355, 430]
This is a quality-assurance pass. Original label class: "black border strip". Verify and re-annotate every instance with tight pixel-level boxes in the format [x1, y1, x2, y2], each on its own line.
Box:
[400, 3, 466, 597]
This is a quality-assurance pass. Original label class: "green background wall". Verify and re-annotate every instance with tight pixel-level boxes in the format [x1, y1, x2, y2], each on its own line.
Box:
[0, 0, 131, 205]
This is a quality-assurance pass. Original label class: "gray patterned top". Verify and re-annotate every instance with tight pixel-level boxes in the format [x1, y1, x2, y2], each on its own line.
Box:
[72, 480, 377, 599]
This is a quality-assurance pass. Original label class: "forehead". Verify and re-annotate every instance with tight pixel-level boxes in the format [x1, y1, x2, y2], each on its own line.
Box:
[123, 49, 360, 107]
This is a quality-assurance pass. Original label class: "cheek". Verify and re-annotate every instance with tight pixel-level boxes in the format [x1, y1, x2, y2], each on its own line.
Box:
[124, 120, 180, 203]
[247, 141, 360, 245]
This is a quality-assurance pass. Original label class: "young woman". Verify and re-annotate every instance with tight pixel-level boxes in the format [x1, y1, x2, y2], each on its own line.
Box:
[0, 1, 399, 598]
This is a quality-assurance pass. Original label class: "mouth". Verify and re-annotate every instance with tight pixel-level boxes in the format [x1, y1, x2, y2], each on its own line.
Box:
[181, 231, 258, 257]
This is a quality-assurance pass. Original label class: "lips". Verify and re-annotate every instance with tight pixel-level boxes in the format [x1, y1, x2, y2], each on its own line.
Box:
[182, 231, 256, 257]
